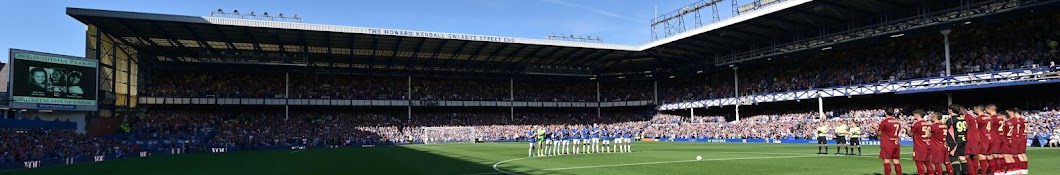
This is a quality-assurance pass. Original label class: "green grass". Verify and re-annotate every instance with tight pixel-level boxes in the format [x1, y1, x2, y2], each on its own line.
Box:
[5, 142, 1059, 175]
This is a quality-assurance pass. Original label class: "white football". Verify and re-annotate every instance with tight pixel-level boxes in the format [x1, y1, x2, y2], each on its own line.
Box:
[696, 156, 702, 161]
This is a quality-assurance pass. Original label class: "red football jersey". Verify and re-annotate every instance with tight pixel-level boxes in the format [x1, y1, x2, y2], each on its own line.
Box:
[878, 118, 901, 148]
[965, 114, 981, 142]
[930, 123, 948, 148]
[1017, 118, 1027, 140]
[992, 114, 1005, 143]
[977, 114, 993, 142]
[912, 121, 932, 150]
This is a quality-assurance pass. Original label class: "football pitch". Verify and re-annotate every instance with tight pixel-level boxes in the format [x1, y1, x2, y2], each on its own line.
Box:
[5, 142, 1059, 175]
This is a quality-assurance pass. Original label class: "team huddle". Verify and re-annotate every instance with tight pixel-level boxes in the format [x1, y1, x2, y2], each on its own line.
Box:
[529, 124, 633, 157]
[873, 105, 1030, 175]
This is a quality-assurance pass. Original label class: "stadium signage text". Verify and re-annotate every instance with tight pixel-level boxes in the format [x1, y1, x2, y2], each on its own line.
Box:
[14, 53, 98, 67]
[365, 29, 517, 43]
[36, 103, 76, 109]
[15, 97, 95, 106]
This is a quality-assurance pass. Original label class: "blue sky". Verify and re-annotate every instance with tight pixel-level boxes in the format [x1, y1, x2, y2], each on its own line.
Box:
[0, 0, 744, 62]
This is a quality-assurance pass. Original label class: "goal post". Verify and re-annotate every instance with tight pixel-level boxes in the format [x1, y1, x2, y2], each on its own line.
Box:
[422, 126, 479, 144]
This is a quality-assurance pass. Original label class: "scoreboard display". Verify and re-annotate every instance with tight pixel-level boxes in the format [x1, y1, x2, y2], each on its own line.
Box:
[8, 49, 98, 111]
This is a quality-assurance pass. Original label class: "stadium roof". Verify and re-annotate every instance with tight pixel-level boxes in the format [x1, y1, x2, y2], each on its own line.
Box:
[65, 0, 1060, 78]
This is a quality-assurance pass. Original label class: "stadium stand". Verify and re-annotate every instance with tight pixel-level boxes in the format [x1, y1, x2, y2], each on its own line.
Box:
[7, 1, 1060, 171]
[659, 13, 1060, 104]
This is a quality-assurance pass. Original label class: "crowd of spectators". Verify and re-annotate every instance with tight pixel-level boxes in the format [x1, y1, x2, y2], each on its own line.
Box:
[600, 81, 653, 102]
[142, 72, 284, 98]
[660, 13, 1060, 104]
[412, 78, 508, 101]
[514, 80, 596, 102]
[143, 73, 613, 102]
[289, 74, 407, 100]
[0, 129, 124, 164]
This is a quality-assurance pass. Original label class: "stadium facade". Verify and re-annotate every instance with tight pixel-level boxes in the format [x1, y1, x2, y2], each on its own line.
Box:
[61, 0, 1060, 135]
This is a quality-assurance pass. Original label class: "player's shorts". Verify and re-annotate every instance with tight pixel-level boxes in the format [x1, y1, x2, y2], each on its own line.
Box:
[965, 140, 980, 155]
[950, 143, 966, 157]
[626, 138, 633, 143]
[1019, 139, 1028, 154]
[1002, 140, 1016, 154]
[849, 138, 861, 146]
[613, 138, 621, 144]
[980, 141, 993, 154]
[545, 140, 553, 145]
[529, 142, 535, 147]
[835, 136, 846, 145]
[913, 148, 931, 162]
[563, 140, 569, 144]
[879, 147, 900, 159]
[592, 138, 600, 143]
[990, 141, 1003, 154]
[931, 146, 948, 163]
[817, 136, 827, 144]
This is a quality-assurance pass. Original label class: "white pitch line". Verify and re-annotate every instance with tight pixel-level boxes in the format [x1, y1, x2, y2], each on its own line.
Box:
[289, 150, 304, 153]
[541, 155, 818, 171]
[490, 151, 635, 175]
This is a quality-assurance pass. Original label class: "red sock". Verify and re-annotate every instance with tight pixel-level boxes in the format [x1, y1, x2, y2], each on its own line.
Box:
[997, 159, 1005, 173]
[969, 159, 979, 175]
[979, 158, 987, 173]
[1023, 160, 1028, 170]
[884, 163, 892, 175]
[916, 162, 926, 175]
[923, 162, 934, 175]
[934, 163, 944, 175]
[894, 163, 902, 175]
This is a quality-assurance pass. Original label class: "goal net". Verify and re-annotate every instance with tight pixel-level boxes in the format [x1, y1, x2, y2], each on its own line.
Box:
[422, 126, 479, 144]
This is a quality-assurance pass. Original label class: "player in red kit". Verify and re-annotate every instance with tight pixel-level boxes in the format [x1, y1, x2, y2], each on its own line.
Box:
[878, 110, 902, 175]
[910, 110, 933, 175]
[1006, 108, 1028, 175]
[987, 105, 1005, 175]
[966, 105, 985, 175]
[1015, 109, 1028, 175]
[1001, 111, 1018, 175]
[930, 113, 950, 175]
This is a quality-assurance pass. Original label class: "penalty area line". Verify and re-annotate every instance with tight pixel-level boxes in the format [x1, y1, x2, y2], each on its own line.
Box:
[289, 150, 304, 153]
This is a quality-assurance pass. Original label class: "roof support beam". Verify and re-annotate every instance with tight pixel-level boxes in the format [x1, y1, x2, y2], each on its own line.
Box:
[465, 43, 512, 72]
[110, 19, 183, 62]
[439, 42, 486, 70]
[424, 40, 468, 72]
[498, 45, 544, 71]
[403, 38, 427, 74]
[569, 49, 608, 66]
[385, 36, 405, 73]
[419, 39, 450, 72]
[366, 35, 379, 74]
[544, 47, 588, 65]
[474, 44, 526, 72]
[455, 43, 504, 72]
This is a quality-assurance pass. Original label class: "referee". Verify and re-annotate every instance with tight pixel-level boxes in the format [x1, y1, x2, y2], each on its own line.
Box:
[834, 121, 848, 155]
[817, 123, 830, 154]
[848, 121, 862, 156]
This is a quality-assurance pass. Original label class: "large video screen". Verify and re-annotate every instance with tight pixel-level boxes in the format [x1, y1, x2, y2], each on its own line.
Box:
[8, 49, 98, 111]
